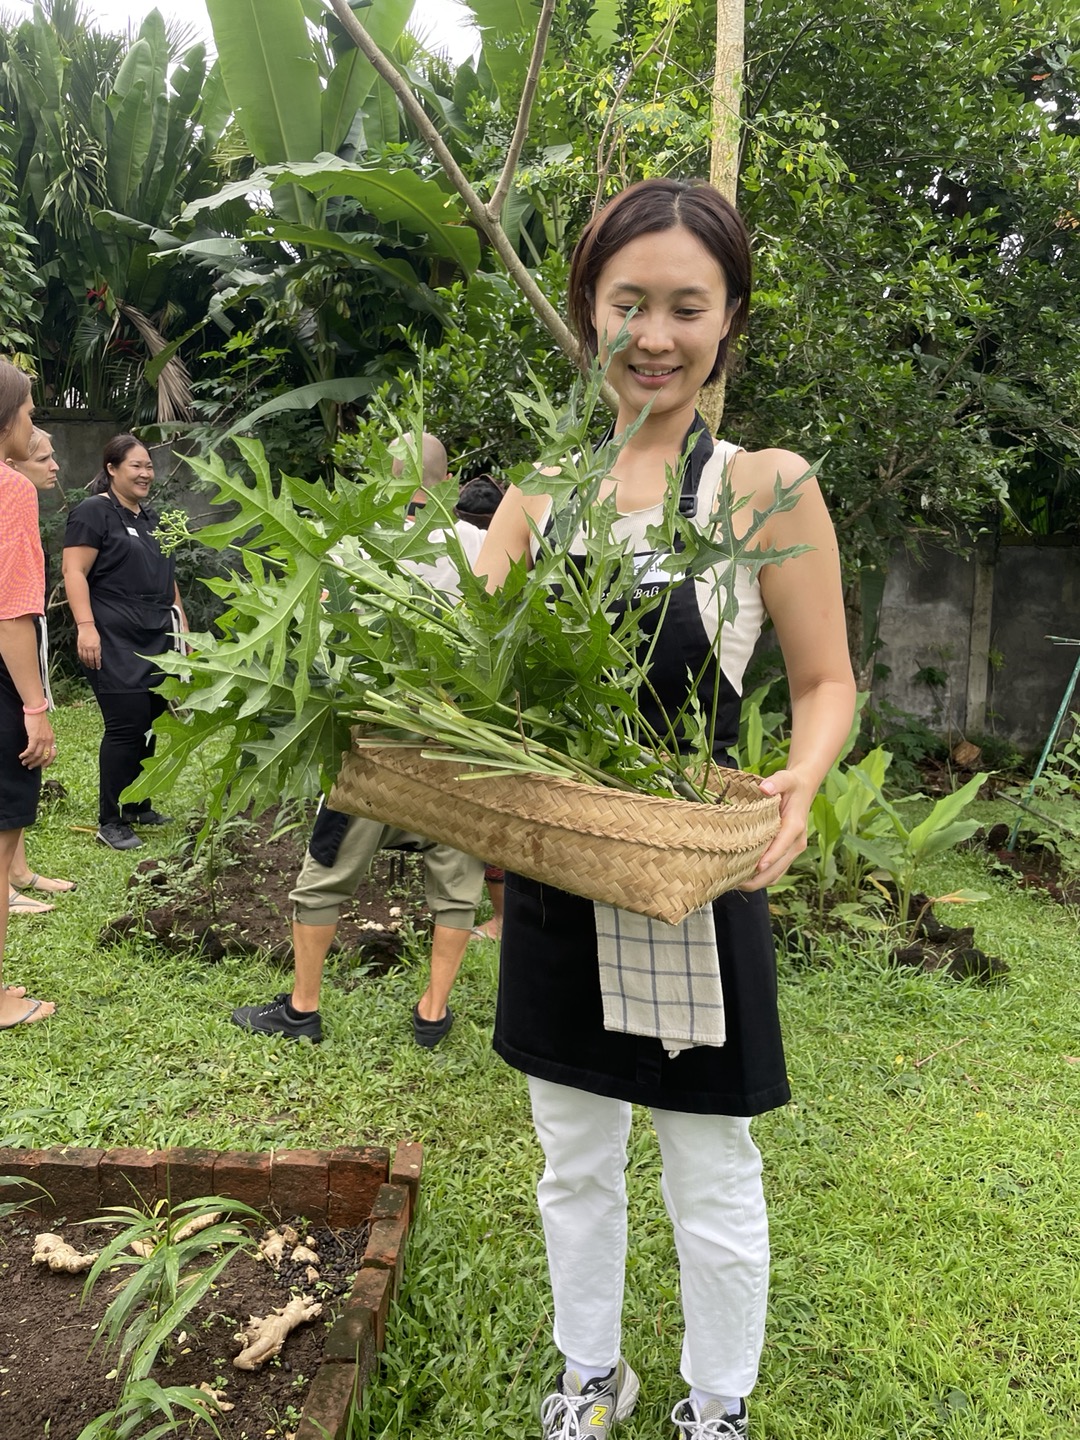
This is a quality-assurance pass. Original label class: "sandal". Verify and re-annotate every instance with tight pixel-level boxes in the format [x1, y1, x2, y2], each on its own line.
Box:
[14, 871, 76, 895]
[0, 998, 54, 1029]
[7, 890, 54, 915]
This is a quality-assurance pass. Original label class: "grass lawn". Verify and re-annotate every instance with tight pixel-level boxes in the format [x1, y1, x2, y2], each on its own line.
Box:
[2, 703, 1078, 1439]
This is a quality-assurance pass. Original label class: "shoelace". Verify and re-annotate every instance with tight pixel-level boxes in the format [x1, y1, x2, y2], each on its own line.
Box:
[539, 1389, 605, 1440]
[672, 1404, 745, 1438]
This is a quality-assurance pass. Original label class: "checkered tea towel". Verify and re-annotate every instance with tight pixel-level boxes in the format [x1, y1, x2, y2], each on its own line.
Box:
[593, 902, 726, 1058]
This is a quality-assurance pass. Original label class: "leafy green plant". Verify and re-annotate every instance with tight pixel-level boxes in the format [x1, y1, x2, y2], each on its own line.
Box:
[129, 353, 815, 821]
[859, 698, 949, 792]
[75, 1377, 226, 1440]
[0, 1174, 48, 1218]
[798, 745, 895, 921]
[736, 681, 791, 777]
[845, 769, 991, 935]
[1008, 711, 1080, 877]
[81, 1196, 263, 1383]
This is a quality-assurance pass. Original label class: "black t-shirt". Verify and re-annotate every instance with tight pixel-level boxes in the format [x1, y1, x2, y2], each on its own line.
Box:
[64, 492, 177, 692]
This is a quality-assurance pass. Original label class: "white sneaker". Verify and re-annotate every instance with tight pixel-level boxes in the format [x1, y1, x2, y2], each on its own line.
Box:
[671, 1396, 750, 1438]
[540, 1359, 640, 1438]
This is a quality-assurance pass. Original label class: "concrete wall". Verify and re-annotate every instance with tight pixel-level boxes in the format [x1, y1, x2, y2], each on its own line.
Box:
[873, 539, 1080, 751]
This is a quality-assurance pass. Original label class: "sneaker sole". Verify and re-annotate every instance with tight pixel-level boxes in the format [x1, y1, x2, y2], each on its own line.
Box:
[614, 1364, 640, 1422]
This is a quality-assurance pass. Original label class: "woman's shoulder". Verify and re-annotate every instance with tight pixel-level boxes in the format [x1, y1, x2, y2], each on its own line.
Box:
[727, 444, 815, 482]
[68, 492, 111, 512]
[0, 459, 31, 489]
[64, 493, 112, 532]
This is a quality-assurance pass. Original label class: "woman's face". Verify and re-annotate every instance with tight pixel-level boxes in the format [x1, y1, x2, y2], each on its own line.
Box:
[17, 439, 59, 491]
[2, 395, 36, 464]
[107, 445, 155, 506]
[591, 224, 733, 424]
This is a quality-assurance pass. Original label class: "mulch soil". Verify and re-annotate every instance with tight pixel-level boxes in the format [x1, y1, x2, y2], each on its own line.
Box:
[99, 807, 432, 966]
[979, 822, 1080, 907]
[0, 1210, 368, 1439]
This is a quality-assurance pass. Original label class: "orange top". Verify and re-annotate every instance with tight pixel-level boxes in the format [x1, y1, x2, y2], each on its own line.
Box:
[0, 459, 44, 620]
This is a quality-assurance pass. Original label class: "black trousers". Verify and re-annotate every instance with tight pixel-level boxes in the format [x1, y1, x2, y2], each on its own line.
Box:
[94, 689, 167, 826]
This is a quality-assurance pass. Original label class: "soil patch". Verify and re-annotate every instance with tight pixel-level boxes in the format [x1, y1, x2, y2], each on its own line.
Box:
[774, 891, 1009, 982]
[0, 1210, 369, 1439]
[99, 807, 432, 965]
[980, 822, 1080, 907]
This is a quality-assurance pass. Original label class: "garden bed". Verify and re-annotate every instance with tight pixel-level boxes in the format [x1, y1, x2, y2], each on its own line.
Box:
[981, 822, 1080, 907]
[0, 1211, 365, 1439]
[0, 1144, 422, 1440]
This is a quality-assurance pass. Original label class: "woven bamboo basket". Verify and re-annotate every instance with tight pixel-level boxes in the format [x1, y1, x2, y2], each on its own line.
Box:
[329, 741, 780, 926]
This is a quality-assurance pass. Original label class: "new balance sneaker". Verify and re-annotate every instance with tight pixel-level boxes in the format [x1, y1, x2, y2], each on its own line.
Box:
[671, 1397, 749, 1439]
[539, 1360, 640, 1439]
[231, 993, 323, 1043]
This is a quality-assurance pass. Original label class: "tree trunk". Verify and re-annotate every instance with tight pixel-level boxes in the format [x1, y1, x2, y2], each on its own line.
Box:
[701, 0, 745, 434]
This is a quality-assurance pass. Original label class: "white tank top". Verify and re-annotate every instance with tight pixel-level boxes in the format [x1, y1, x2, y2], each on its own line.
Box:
[532, 439, 766, 694]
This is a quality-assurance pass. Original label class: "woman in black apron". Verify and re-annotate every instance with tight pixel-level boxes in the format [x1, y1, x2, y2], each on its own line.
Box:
[62, 435, 187, 851]
[477, 180, 856, 1440]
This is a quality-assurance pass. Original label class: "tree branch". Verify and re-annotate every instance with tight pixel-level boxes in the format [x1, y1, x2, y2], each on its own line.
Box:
[745, 20, 824, 124]
[591, 29, 667, 215]
[324, 0, 578, 370]
[489, 0, 557, 220]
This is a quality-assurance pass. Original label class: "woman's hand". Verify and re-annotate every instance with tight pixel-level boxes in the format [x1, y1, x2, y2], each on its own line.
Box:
[739, 767, 815, 891]
[77, 623, 102, 669]
[21, 712, 56, 770]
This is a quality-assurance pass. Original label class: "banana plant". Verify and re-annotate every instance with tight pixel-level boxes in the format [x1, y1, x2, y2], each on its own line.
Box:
[800, 744, 893, 918]
[2, 5, 232, 422]
[846, 768, 991, 934]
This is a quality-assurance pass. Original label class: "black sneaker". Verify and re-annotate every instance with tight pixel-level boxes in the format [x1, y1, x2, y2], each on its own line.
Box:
[123, 808, 173, 827]
[413, 1003, 453, 1049]
[231, 993, 323, 1042]
[97, 822, 143, 850]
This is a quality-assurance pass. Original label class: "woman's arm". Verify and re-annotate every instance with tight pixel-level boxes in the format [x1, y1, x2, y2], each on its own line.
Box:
[735, 448, 856, 890]
[474, 486, 552, 590]
[173, 583, 189, 631]
[0, 616, 55, 768]
[62, 545, 103, 670]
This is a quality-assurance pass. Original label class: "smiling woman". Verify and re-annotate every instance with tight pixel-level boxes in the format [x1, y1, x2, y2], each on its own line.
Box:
[62, 436, 189, 852]
[474, 177, 857, 1440]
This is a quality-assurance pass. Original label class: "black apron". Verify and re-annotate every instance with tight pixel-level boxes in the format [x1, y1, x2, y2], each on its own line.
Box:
[493, 423, 790, 1117]
[69, 494, 176, 694]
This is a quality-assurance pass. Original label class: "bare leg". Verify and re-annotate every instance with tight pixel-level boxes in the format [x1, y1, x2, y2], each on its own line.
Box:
[10, 830, 75, 893]
[416, 923, 472, 1022]
[477, 878, 504, 940]
[0, 828, 55, 1026]
[290, 919, 337, 1013]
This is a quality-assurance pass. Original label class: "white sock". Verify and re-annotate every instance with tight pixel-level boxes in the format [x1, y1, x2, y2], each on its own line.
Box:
[564, 1358, 616, 1390]
[690, 1388, 742, 1417]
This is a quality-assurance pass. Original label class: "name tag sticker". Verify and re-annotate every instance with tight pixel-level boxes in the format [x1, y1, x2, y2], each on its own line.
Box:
[631, 551, 685, 602]
[126, 526, 140, 536]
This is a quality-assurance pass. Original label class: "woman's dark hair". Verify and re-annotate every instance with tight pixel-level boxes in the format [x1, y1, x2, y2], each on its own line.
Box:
[567, 178, 752, 384]
[455, 475, 506, 530]
[0, 358, 32, 439]
[87, 433, 150, 494]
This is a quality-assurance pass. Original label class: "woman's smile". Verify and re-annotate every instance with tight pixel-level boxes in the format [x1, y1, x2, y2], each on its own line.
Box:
[592, 225, 733, 424]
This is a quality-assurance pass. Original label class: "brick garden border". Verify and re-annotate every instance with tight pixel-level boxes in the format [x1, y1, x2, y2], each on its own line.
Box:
[0, 1140, 424, 1440]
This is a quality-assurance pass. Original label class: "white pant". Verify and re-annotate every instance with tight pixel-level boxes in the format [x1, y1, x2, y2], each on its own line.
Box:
[528, 1076, 769, 1397]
